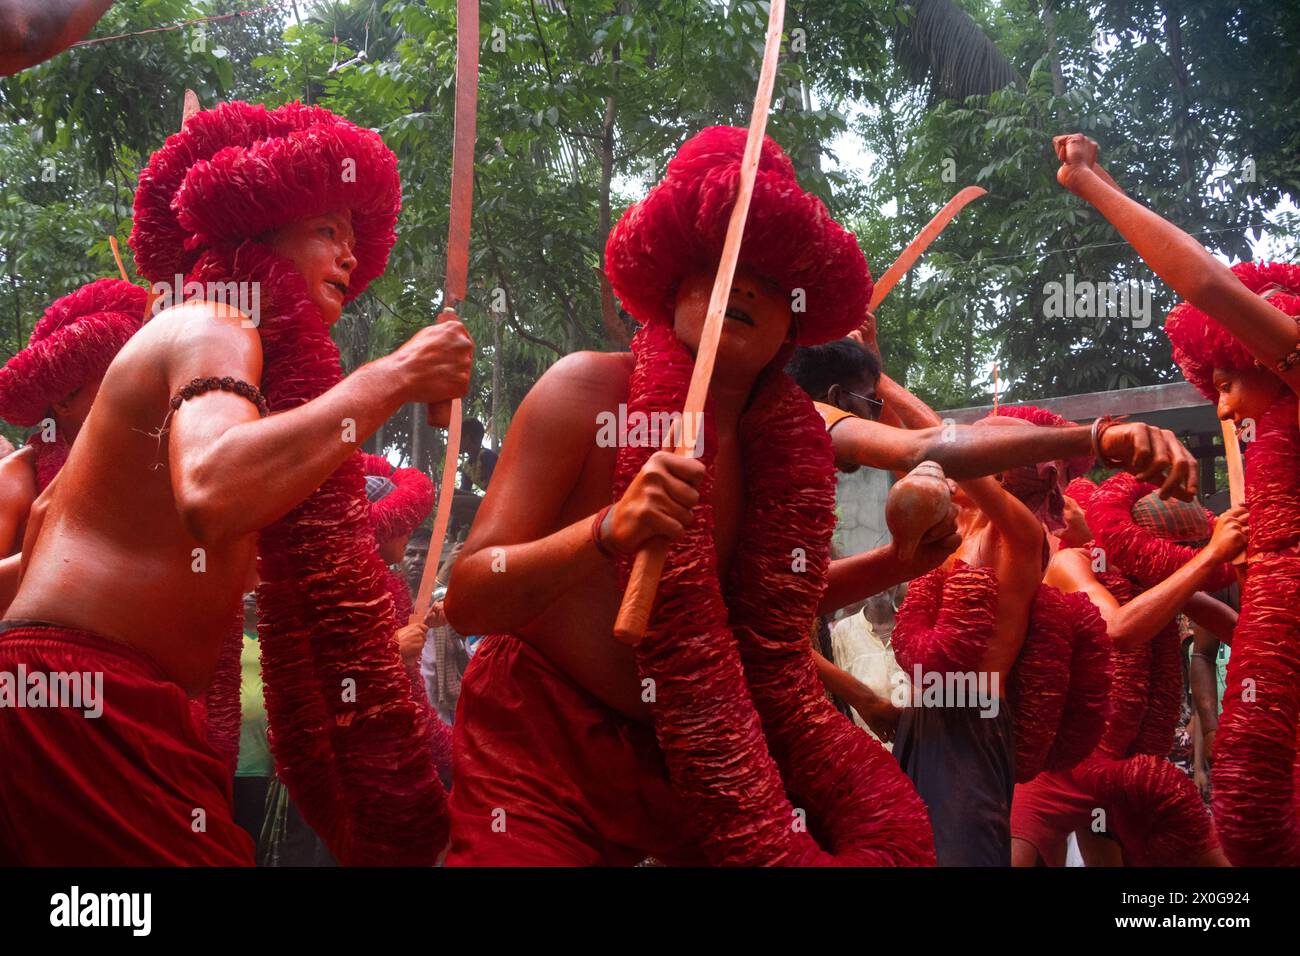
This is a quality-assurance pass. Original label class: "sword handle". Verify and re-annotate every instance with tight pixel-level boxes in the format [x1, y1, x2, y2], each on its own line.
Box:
[613, 539, 669, 645]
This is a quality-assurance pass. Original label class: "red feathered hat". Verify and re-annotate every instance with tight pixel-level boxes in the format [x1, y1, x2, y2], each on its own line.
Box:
[1165, 261, 1300, 400]
[0, 279, 146, 427]
[605, 126, 872, 345]
[1064, 476, 1098, 508]
[360, 453, 435, 544]
[985, 404, 1093, 480]
[130, 101, 400, 300]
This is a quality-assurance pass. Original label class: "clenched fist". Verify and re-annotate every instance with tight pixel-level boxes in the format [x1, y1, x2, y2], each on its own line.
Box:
[600, 450, 706, 555]
[388, 308, 474, 426]
[1205, 504, 1248, 563]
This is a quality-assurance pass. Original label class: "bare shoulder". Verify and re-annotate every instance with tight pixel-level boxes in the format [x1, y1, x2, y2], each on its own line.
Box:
[121, 301, 263, 385]
[489, 351, 634, 489]
[518, 351, 632, 432]
[0, 445, 36, 499]
[1045, 545, 1093, 589]
[532, 350, 633, 403]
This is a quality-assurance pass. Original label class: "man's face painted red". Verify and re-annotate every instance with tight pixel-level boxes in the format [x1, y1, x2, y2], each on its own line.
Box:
[672, 265, 794, 381]
[267, 209, 358, 326]
[1212, 365, 1286, 428]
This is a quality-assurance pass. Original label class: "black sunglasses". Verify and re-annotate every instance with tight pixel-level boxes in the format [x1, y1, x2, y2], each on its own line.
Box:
[844, 389, 885, 421]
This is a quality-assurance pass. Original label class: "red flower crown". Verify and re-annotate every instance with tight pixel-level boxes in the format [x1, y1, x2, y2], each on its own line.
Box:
[360, 453, 435, 543]
[1165, 261, 1300, 400]
[0, 279, 146, 427]
[605, 126, 873, 345]
[130, 100, 400, 301]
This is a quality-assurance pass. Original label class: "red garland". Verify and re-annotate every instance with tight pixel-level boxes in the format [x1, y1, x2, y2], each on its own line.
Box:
[1212, 396, 1300, 865]
[604, 126, 873, 346]
[189, 611, 244, 774]
[133, 101, 445, 865]
[895, 566, 1110, 782]
[1086, 472, 1232, 591]
[613, 322, 934, 865]
[1010, 586, 1077, 781]
[1045, 589, 1112, 771]
[1081, 751, 1218, 865]
[1091, 569, 1183, 759]
[892, 561, 998, 676]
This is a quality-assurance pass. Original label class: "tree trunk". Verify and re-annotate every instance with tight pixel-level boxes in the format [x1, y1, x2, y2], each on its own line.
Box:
[1043, 1, 1066, 98]
[490, 304, 504, 452]
[1159, 3, 1200, 221]
[596, 5, 629, 349]
[411, 407, 425, 473]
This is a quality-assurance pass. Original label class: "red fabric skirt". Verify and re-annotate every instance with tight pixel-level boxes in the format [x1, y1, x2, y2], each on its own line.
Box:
[1011, 767, 1133, 865]
[446, 634, 704, 866]
[0, 623, 254, 866]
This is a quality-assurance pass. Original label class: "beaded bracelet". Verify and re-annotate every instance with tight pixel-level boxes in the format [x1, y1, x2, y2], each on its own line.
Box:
[170, 376, 270, 417]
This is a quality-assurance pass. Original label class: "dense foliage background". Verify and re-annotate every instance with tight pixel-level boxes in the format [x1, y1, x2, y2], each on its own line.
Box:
[2, 0, 1297, 464]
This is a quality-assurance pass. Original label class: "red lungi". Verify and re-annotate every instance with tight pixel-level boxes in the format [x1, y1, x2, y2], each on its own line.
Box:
[446, 634, 704, 866]
[0, 623, 254, 865]
[1011, 767, 1132, 865]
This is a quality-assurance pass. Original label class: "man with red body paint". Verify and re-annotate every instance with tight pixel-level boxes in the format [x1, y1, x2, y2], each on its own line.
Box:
[0, 103, 472, 865]
[445, 127, 934, 866]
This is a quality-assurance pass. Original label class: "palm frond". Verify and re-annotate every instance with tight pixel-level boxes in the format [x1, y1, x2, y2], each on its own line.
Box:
[893, 0, 1023, 101]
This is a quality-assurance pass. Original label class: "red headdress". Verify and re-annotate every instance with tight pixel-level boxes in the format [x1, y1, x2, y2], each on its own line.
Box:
[604, 126, 873, 345]
[980, 404, 1092, 532]
[0, 279, 146, 428]
[360, 453, 435, 544]
[130, 100, 399, 300]
[1064, 476, 1098, 508]
[1165, 261, 1300, 400]
[130, 101, 444, 865]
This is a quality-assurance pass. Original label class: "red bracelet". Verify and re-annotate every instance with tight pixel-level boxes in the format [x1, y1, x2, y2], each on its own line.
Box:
[591, 505, 617, 559]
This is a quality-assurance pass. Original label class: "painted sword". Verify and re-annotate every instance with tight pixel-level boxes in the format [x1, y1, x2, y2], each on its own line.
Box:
[869, 185, 987, 311]
[413, 0, 479, 624]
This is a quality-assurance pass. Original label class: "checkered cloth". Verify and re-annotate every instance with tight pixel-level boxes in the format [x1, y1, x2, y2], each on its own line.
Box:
[1132, 491, 1211, 545]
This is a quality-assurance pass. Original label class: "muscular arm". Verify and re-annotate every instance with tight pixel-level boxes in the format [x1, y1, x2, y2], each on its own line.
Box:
[164, 305, 420, 543]
[1047, 547, 1226, 650]
[877, 373, 1197, 498]
[444, 354, 620, 637]
[0, 552, 20, 613]
[0, 452, 36, 555]
[0, 0, 111, 74]
[1183, 591, 1237, 645]
[1057, 136, 1300, 395]
[828, 414, 1101, 480]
